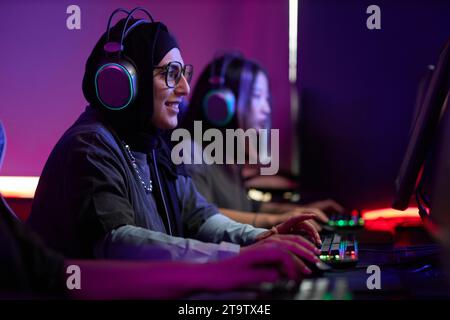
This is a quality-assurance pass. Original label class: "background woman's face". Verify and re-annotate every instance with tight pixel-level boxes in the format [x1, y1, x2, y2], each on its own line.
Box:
[245, 71, 271, 131]
[152, 48, 190, 129]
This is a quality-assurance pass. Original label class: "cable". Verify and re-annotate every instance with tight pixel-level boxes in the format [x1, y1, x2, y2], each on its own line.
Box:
[120, 7, 155, 49]
[106, 8, 130, 43]
[410, 264, 433, 273]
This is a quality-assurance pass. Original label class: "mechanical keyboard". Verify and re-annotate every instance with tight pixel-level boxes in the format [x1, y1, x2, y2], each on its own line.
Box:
[319, 233, 358, 267]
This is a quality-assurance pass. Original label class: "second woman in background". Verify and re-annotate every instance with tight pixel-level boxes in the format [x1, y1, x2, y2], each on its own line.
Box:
[181, 54, 344, 230]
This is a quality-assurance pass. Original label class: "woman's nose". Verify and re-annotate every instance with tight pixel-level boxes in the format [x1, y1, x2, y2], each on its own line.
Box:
[261, 100, 271, 115]
[175, 74, 190, 96]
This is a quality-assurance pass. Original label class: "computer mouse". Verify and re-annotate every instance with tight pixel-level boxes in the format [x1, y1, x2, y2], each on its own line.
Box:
[305, 260, 332, 277]
[315, 260, 332, 272]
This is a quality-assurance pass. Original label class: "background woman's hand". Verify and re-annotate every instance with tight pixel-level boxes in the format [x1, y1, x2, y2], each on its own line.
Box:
[256, 198, 346, 231]
[269, 207, 329, 231]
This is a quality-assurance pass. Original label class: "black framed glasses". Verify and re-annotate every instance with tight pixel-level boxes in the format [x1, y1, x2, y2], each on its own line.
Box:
[154, 61, 193, 88]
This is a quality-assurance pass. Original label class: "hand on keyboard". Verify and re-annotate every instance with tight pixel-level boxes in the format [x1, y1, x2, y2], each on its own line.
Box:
[272, 213, 322, 246]
[244, 216, 323, 279]
[200, 245, 303, 293]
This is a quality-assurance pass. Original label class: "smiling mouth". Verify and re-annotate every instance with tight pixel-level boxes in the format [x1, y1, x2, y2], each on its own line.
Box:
[165, 101, 180, 115]
[257, 118, 269, 128]
[165, 101, 181, 108]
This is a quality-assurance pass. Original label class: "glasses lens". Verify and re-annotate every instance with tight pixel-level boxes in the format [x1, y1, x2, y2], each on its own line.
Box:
[167, 62, 182, 88]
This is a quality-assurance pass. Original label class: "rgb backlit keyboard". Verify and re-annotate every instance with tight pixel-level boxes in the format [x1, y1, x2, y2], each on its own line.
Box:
[319, 233, 358, 267]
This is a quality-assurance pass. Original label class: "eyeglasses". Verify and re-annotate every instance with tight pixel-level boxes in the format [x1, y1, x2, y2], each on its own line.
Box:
[153, 61, 193, 88]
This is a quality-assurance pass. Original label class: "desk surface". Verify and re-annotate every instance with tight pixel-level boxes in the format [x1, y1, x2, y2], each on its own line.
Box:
[255, 226, 450, 300]
[189, 226, 450, 300]
[291, 226, 450, 300]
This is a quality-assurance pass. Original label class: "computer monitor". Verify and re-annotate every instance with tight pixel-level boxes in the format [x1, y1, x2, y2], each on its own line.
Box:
[425, 103, 450, 293]
[392, 38, 450, 211]
[424, 93, 450, 237]
[409, 65, 435, 137]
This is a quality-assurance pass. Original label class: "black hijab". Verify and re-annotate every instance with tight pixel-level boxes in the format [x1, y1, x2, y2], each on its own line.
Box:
[82, 18, 177, 149]
[82, 18, 187, 236]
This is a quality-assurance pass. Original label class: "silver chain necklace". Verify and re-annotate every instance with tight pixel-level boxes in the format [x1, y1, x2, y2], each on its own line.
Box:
[122, 142, 153, 193]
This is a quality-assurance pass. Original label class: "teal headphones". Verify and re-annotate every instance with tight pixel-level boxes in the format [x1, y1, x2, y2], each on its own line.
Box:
[202, 55, 238, 127]
[202, 54, 254, 127]
[94, 7, 156, 110]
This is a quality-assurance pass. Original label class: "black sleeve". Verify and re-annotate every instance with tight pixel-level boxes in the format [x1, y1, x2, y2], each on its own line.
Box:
[29, 130, 136, 258]
[0, 196, 66, 297]
[66, 132, 136, 232]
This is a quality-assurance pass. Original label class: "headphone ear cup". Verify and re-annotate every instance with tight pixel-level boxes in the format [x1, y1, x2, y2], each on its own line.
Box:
[203, 88, 236, 127]
[95, 57, 138, 110]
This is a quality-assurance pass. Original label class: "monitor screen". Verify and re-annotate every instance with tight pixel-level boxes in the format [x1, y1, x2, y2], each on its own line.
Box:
[426, 93, 450, 234]
[392, 39, 450, 211]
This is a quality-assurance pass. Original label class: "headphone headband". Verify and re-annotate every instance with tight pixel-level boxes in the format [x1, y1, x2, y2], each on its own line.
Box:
[119, 7, 155, 50]
[106, 8, 130, 44]
[209, 53, 242, 87]
[104, 7, 154, 54]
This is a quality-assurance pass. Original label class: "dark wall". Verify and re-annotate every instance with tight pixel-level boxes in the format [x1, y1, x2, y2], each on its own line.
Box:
[298, 0, 450, 210]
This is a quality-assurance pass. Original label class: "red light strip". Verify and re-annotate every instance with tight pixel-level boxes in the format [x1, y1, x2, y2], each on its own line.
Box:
[362, 207, 420, 220]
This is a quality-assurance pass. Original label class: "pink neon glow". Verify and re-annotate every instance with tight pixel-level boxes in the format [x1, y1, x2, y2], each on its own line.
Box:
[362, 207, 420, 220]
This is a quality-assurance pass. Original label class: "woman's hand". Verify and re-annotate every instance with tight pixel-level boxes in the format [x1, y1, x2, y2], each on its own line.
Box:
[261, 207, 329, 231]
[258, 214, 322, 245]
[202, 245, 303, 292]
[256, 199, 346, 230]
[242, 215, 322, 279]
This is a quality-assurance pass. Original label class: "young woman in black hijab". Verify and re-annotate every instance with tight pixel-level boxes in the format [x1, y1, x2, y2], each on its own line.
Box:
[27, 8, 321, 276]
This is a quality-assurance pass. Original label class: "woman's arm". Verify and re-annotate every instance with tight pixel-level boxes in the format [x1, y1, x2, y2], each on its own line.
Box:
[65, 259, 206, 299]
[95, 225, 240, 262]
[219, 207, 280, 228]
[177, 175, 269, 245]
[65, 245, 300, 300]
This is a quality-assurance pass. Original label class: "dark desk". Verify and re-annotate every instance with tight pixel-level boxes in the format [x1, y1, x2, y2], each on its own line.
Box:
[289, 226, 450, 300]
[188, 226, 450, 300]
